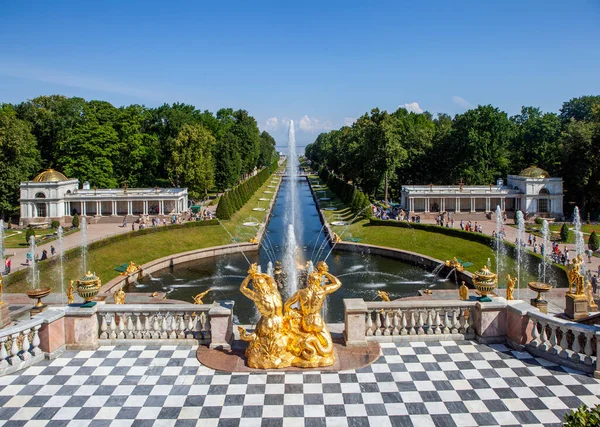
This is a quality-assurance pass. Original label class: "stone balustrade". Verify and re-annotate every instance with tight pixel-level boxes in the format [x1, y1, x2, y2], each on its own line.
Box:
[97, 304, 213, 345]
[526, 310, 599, 376]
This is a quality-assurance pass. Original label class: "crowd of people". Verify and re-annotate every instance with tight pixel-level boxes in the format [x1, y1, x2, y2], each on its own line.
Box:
[121, 208, 215, 231]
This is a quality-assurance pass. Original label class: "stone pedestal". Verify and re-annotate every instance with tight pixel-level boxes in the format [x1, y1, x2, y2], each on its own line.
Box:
[64, 306, 99, 350]
[0, 303, 12, 329]
[530, 298, 548, 314]
[209, 302, 234, 350]
[472, 298, 507, 344]
[38, 309, 66, 357]
[344, 299, 368, 347]
[565, 293, 588, 320]
[506, 300, 536, 351]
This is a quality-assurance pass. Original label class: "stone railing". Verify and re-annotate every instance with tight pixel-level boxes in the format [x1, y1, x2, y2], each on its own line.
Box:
[97, 302, 234, 349]
[344, 299, 477, 345]
[526, 310, 599, 375]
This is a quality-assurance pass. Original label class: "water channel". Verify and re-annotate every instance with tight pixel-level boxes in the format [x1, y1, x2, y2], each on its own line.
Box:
[128, 177, 455, 323]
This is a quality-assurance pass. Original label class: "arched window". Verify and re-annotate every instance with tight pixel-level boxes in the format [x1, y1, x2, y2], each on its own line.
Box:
[538, 188, 550, 213]
[35, 192, 46, 199]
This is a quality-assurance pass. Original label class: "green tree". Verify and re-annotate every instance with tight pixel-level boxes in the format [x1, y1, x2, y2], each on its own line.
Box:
[214, 132, 242, 191]
[25, 227, 36, 244]
[72, 213, 80, 228]
[167, 124, 215, 199]
[0, 105, 40, 219]
[560, 223, 570, 242]
[258, 131, 277, 168]
[589, 231, 600, 252]
[560, 96, 600, 123]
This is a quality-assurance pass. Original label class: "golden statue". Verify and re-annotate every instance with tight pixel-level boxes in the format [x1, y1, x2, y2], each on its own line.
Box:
[567, 256, 586, 296]
[445, 257, 464, 272]
[377, 290, 390, 302]
[250, 237, 258, 244]
[113, 288, 126, 304]
[332, 232, 342, 243]
[238, 263, 294, 369]
[283, 261, 341, 368]
[587, 281, 598, 311]
[273, 261, 285, 289]
[193, 289, 211, 304]
[67, 280, 75, 305]
[506, 274, 515, 301]
[121, 261, 141, 277]
[459, 281, 469, 300]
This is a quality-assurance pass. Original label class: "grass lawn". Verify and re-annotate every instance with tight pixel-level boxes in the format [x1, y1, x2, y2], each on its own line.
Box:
[311, 175, 540, 287]
[512, 223, 599, 244]
[2, 228, 80, 249]
[5, 174, 281, 294]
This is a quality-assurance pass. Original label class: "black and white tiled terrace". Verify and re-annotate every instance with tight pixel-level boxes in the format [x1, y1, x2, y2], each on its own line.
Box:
[0, 340, 599, 427]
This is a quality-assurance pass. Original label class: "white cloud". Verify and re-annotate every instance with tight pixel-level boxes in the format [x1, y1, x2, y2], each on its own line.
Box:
[343, 117, 356, 126]
[298, 115, 332, 133]
[452, 96, 473, 110]
[399, 102, 423, 114]
[265, 117, 279, 131]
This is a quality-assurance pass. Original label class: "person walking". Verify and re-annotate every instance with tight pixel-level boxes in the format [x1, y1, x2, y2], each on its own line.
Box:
[50, 245, 56, 257]
[592, 275, 598, 294]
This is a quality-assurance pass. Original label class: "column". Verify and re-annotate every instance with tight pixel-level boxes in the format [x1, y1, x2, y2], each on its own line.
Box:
[82, 202, 86, 216]
[97, 201, 101, 216]
[409, 198, 414, 212]
[485, 198, 490, 212]
[112, 201, 117, 216]
[470, 198, 475, 213]
[143, 201, 148, 215]
[127, 201, 132, 216]
[425, 198, 430, 213]
[159, 200, 164, 215]
[441, 198, 445, 212]
[455, 197, 459, 213]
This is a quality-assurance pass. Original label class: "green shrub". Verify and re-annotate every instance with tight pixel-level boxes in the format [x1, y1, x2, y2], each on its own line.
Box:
[535, 217, 544, 225]
[72, 214, 80, 228]
[560, 223, 570, 242]
[25, 227, 36, 245]
[51, 220, 60, 229]
[589, 231, 600, 252]
[563, 404, 600, 426]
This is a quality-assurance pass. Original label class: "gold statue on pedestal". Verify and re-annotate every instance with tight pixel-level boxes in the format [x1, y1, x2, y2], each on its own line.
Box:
[238, 261, 341, 369]
[377, 290, 390, 302]
[567, 256, 586, 296]
[459, 281, 469, 300]
[506, 274, 516, 301]
[113, 288, 126, 304]
[67, 280, 75, 305]
[193, 289, 211, 304]
[587, 282, 598, 311]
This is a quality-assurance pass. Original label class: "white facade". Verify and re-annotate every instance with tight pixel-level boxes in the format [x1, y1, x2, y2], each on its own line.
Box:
[20, 170, 189, 224]
[400, 167, 563, 219]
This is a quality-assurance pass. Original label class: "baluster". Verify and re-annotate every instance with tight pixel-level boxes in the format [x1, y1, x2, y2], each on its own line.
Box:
[135, 314, 143, 339]
[169, 314, 178, 339]
[186, 314, 194, 338]
[539, 322, 549, 352]
[443, 310, 451, 334]
[8, 333, 19, 365]
[400, 309, 408, 335]
[178, 314, 186, 339]
[425, 310, 433, 335]
[117, 313, 126, 339]
[126, 314, 134, 339]
[19, 329, 31, 361]
[374, 310, 383, 336]
[109, 314, 118, 339]
[392, 310, 400, 335]
[161, 314, 169, 339]
[143, 313, 152, 339]
[365, 312, 373, 336]
[548, 325, 560, 355]
[583, 332, 594, 366]
[0, 337, 9, 367]
[558, 326, 570, 359]
[417, 311, 424, 335]
[408, 311, 416, 335]
[433, 310, 442, 335]
[451, 310, 459, 334]
[203, 312, 211, 339]
[530, 321, 541, 347]
[31, 326, 41, 356]
[463, 309, 471, 335]
[383, 310, 392, 336]
[571, 331, 582, 363]
[100, 314, 109, 339]
[152, 314, 160, 339]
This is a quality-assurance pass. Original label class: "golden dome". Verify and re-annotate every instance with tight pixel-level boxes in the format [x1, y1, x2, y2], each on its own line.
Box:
[33, 169, 69, 182]
[519, 166, 550, 179]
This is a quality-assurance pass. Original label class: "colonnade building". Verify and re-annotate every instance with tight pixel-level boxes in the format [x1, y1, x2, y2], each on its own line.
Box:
[400, 166, 564, 219]
[19, 169, 188, 226]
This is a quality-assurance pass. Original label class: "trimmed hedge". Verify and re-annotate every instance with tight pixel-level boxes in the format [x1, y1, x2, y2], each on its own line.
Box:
[216, 165, 278, 220]
[6, 220, 220, 288]
[318, 166, 371, 218]
[368, 218, 568, 286]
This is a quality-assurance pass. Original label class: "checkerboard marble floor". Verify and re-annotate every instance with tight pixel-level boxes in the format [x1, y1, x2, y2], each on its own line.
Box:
[0, 340, 599, 427]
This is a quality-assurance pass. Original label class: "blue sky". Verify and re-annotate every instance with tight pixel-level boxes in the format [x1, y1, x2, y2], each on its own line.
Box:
[1, 0, 599, 150]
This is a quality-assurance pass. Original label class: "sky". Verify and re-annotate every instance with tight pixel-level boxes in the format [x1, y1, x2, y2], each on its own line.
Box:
[1, 0, 599, 151]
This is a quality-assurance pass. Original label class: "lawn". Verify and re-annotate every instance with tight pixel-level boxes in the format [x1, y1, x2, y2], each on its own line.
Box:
[311, 175, 542, 287]
[5, 174, 281, 294]
[2, 227, 79, 249]
[512, 223, 599, 244]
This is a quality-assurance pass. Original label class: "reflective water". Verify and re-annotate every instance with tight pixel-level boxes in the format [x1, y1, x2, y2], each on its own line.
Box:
[130, 178, 454, 323]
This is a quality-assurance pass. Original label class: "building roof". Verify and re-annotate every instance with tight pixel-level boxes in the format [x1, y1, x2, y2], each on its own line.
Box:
[519, 166, 550, 179]
[32, 169, 69, 182]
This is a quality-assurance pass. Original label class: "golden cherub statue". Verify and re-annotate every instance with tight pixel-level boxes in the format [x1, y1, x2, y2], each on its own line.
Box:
[587, 281, 598, 311]
[113, 288, 126, 304]
[506, 274, 515, 301]
[193, 289, 211, 305]
[67, 280, 75, 305]
[377, 290, 390, 302]
[332, 232, 342, 243]
[121, 261, 141, 276]
[459, 281, 469, 301]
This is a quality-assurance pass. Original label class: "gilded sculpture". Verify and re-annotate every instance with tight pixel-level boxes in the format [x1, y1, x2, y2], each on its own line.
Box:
[120, 261, 141, 278]
[587, 282, 598, 311]
[193, 289, 211, 304]
[238, 261, 341, 369]
[567, 256, 586, 296]
[67, 280, 75, 305]
[459, 281, 469, 300]
[506, 274, 515, 301]
[113, 288, 126, 304]
[377, 290, 390, 302]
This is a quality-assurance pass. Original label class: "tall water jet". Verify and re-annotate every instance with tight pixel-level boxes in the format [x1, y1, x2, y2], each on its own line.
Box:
[494, 206, 505, 283]
[29, 235, 37, 289]
[0, 220, 4, 271]
[266, 261, 273, 277]
[57, 226, 65, 299]
[515, 211, 526, 300]
[283, 224, 298, 295]
[573, 207, 585, 261]
[80, 217, 88, 274]
[541, 219, 551, 283]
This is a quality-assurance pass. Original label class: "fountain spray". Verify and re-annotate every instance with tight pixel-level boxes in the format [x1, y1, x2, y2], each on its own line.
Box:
[29, 235, 37, 289]
[80, 217, 88, 274]
[495, 206, 505, 286]
[573, 207, 585, 261]
[515, 211, 525, 300]
[541, 219, 550, 283]
[282, 120, 300, 295]
[58, 226, 65, 299]
[0, 220, 4, 271]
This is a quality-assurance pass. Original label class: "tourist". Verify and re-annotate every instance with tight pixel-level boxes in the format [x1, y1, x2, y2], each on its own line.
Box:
[528, 234, 532, 246]
[592, 275, 598, 294]
[163, 218, 167, 226]
[586, 249, 593, 263]
[122, 218, 127, 228]
[460, 220, 464, 230]
[132, 223, 135, 231]
[533, 244, 538, 253]
[4, 258, 10, 274]
[533, 236, 537, 245]
[40, 249, 47, 261]
[50, 246, 56, 257]
[565, 249, 570, 263]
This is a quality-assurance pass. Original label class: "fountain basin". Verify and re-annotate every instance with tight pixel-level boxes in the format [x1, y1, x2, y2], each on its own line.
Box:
[258, 198, 270, 201]
[243, 222, 260, 227]
[528, 281, 552, 313]
[331, 221, 346, 226]
[26, 287, 51, 308]
[252, 208, 266, 212]
[323, 207, 337, 211]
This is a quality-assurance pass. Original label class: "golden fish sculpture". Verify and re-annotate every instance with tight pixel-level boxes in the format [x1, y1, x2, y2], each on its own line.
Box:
[238, 261, 341, 369]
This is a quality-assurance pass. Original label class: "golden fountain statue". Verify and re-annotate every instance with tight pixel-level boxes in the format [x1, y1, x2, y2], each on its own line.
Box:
[565, 255, 593, 319]
[67, 281, 75, 305]
[377, 290, 390, 302]
[238, 261, 341, 369]
[459, 281, 469, 300]
[113, 288, 126, 304]
[445, 257, 464, 272]
[506, 274, 516, 301]
[193, 289, 211, 304]
[120, 261, 142, 278]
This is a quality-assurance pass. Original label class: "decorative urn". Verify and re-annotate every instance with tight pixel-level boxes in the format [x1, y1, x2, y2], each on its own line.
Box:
[26, 287, 51, 313]
[472, 265, 497, 302]
[76, 271, 102, 307]
[528, 281, 552, 314]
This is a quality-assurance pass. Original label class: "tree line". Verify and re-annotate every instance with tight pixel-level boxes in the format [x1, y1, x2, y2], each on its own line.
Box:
[305, 96, 600, 219]
[0, 95, 278, 220]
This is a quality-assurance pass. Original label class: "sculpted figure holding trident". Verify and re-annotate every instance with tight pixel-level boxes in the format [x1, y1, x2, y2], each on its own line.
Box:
[238, 263, 294, 369]
[284, 261, 342, 367]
